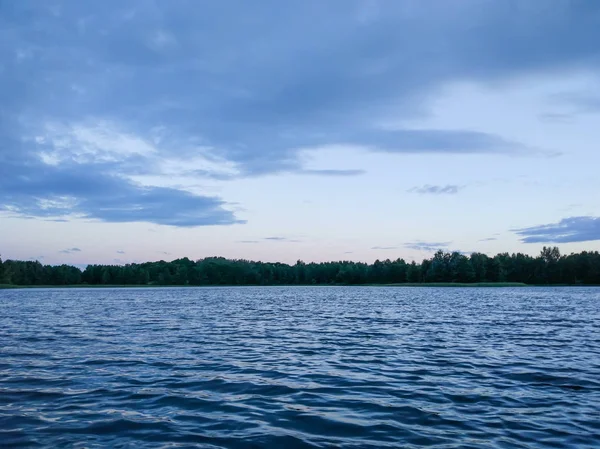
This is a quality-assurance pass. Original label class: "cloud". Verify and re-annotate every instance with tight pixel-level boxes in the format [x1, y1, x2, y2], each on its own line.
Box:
[0, 152, 244, 226]
[513, 216, 600, 243]
[478, 237, 497, 242]
[237, 240, 259, 244]
[372, 246, 398, 250]
[404, 241, 451, 252]
[264, 237, 301, 243]
[59, 247, 82, 254]
[542, 88, 600, 121]
[116, 250, 126, 254]
[364, 129, 524, 155]
[408, 184, 463, 195]
[550, 92, 600, 115]
[2, 1, 598, 223]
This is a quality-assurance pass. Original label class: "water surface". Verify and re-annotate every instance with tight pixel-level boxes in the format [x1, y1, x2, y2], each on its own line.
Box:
[1, 287, 599, 448]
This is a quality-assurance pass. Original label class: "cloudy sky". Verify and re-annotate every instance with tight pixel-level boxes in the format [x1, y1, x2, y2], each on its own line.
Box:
[1, 0, 600, 266]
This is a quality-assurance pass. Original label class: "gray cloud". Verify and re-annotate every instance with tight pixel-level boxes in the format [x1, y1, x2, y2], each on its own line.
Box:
[1, 1, 595, 224]
[59, 247, 82, 254]
[478, 237, 497, 242]
[0, 157, 244, 227]
[363, 130, 524, 155]
[237, 240, 259, 244]
[404, 241, 451, 252]
[116, 250, 126, 254]
[408, 184, 462, 195]
[372, 246, 398, 250]
[541, 91, 600, 123]
[264, 237, 301, 243]
[550, 92, 600, 114]
[513, 216, 600, 243]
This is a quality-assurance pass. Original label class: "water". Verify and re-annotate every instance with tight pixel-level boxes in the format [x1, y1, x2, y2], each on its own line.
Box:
[1, 287, 599, 448]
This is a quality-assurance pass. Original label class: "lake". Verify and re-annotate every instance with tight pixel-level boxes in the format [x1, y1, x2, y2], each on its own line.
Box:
[1, 286, 599, 448]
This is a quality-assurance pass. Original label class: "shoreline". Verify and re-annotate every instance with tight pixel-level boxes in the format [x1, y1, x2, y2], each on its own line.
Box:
[3, 282, 598, 289]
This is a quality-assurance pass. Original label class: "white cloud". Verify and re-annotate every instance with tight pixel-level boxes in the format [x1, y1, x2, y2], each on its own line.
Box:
[160, 153, 240, 178]
[33, 121, 158, 166]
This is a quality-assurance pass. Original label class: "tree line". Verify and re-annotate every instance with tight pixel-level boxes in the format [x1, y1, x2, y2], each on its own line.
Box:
[1, 247, 599, 287]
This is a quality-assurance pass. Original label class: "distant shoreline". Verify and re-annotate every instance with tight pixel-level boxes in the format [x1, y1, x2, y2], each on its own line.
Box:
[4, 282, 599, 290]
[3, 247, 599, 288]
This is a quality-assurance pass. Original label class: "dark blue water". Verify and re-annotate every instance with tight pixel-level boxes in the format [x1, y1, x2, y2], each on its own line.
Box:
[1, 287, 599, 448]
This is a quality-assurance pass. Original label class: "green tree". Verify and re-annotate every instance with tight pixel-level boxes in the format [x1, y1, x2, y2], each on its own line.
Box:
[2, 247, 599, 287]
[407, 261, 421, 283]
[540, 246, 561, 284]
[451, 253, 475, 283]
[470, 253, 488, 282]
[425, 251, 449, 282]
[101, 267, 111, 284]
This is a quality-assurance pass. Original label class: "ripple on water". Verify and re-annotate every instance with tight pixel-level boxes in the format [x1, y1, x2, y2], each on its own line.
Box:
[0, 286, 599, 448]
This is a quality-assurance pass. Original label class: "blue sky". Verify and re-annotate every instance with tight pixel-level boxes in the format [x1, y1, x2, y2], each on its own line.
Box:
[1, 0, 600, 265]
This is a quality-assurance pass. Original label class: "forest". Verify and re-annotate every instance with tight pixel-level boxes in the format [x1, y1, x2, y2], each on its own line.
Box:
[1, 247, 600, 287]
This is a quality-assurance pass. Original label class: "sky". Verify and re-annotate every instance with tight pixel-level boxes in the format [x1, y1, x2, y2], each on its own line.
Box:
[1, 0, 600, 266]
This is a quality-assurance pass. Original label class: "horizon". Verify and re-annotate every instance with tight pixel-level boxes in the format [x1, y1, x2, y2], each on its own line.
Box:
[2, 1, 600, 265]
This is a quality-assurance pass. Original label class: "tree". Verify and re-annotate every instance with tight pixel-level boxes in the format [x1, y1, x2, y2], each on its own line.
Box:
[540, 246, 561, 284]
[425, 251, 449, 282]
[470, 253, 488, 282]
[389, 259, 408, 283]
[0, 255, 6, 284]
[407, 262, 421, 283]
[101, 267, 111, 285]
[451, 253, 475, 283]
[1, 247, 598, 287]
